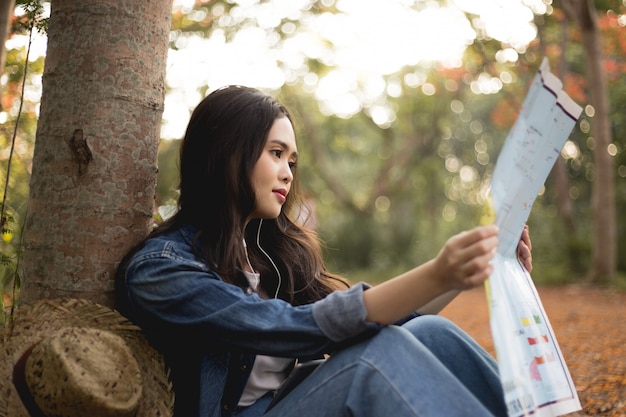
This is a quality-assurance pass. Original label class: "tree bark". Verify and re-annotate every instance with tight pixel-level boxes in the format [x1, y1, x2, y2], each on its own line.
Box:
[575, 1, 616, 282]
[22, 0, 174, 307]
[0, 0, 15, 101]
[549, 15, 583, 272]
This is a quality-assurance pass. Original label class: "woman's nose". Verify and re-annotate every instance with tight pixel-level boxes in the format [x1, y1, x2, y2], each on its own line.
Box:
[282, 163, 293, 183]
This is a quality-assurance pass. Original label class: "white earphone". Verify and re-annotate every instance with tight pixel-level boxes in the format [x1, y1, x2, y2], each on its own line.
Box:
[256, 219, 282, 299]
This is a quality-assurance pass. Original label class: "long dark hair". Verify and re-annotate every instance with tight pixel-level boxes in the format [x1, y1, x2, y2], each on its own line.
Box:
[120, 86, 347, 306]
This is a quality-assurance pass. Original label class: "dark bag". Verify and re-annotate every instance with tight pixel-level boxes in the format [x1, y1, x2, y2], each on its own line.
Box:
[266, 359, 325, 411]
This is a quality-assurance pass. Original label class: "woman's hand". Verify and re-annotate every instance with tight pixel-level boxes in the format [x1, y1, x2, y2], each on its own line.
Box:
[433, 225, 499, 291]
[517, 224, 533, 272]
[363, 225, 500, 324]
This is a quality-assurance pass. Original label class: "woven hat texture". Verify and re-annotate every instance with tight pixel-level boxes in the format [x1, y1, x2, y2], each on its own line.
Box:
[0, 298, 174, 417]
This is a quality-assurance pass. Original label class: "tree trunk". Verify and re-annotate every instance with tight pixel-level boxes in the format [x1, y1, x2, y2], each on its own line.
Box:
[574, 1, 616, 282]
[0, 0, 15, 101]
[550, 16, 584, 273]
[561, 0, 616, 282]
[22, 0, 173, 307]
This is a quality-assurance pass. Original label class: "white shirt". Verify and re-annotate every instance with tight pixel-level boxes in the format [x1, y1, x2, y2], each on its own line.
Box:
[238, 270, 294, 406]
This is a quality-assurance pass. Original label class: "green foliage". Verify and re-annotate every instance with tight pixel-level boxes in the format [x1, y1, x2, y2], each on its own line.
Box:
[0, 0, 47, 323]
[614, 272, 626, 291]
[0, 202, 23, 326]
[156, 139, 181, 206]
[14, 0, 48, 35]
[278, 69, 506, 277]
[160, 0, 626, 284]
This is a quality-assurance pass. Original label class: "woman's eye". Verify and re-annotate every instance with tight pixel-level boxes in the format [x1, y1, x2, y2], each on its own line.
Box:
[270, 149, 296, 170]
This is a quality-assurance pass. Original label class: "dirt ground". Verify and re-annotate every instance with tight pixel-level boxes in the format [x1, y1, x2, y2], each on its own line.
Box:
[440, 284, 626, 417]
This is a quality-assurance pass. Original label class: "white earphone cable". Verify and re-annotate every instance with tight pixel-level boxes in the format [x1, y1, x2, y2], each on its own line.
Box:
[256, 219, 282, 299]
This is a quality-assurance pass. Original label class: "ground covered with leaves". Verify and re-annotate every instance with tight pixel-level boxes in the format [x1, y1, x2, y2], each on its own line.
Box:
[441, 285, 626, 417]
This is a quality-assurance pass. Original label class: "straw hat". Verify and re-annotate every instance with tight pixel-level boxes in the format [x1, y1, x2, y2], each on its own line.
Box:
[0, 298, 174, 417]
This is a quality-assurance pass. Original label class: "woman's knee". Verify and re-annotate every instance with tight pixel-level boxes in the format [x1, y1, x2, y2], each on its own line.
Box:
[345, 319, 481, 372]
[372, 325, 419, 347]
[358, 325, 429, 363]
[361, 318, 463, 358]
[400, 315, 481, 353]
[402, 314, 459, 337]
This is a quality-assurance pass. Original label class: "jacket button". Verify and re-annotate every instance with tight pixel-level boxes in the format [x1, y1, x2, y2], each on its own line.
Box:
[240, 365, 248, 372]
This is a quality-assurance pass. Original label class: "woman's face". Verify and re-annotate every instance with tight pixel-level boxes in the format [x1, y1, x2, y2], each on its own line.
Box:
[249, 116, 298, 220]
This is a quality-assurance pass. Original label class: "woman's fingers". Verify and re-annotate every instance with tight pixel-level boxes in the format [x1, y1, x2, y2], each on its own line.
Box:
[450, 225, 499, 249]
[462, 250, 496, 286]
[442, 224, 533, 290]
[438, 225, 499, 290]
[517, 225, 533, 273]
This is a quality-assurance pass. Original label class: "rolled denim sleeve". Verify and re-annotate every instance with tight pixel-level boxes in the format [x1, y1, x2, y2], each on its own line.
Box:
[312, 283, 375, 342]
[122, 236, 379, 357]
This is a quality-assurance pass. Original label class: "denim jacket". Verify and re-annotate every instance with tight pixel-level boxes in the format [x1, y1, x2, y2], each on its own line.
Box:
[117, 225, 382, 417]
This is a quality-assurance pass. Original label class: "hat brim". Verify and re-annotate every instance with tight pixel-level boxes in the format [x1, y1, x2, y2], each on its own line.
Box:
[0, 298, 174, 417]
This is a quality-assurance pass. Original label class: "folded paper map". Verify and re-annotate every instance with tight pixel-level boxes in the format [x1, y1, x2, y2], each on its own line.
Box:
[483, 57, 583, 417]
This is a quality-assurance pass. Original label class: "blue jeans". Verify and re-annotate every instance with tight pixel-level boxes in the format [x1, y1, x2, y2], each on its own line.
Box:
[235, 315, 506, 417]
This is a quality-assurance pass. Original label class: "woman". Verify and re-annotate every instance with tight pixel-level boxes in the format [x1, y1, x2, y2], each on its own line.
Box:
[116, 85, 532, 417]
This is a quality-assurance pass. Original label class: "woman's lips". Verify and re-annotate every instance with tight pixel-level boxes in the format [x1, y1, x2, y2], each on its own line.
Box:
[273, 189, 287, 203]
